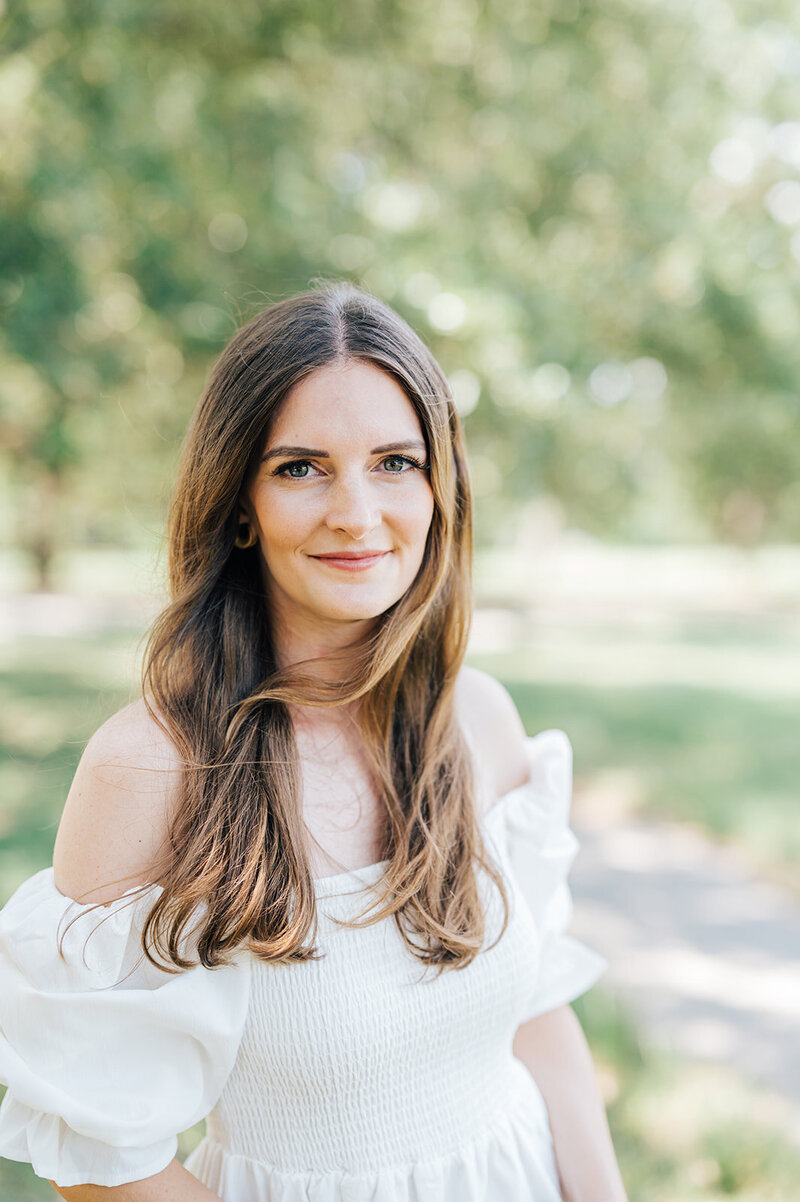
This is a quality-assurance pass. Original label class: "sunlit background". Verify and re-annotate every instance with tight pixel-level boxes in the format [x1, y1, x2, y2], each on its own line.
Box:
[2, 1, 800, 1199]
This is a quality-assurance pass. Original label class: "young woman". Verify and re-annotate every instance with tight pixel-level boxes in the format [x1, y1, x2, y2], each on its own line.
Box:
[0, 282, 627, 1201]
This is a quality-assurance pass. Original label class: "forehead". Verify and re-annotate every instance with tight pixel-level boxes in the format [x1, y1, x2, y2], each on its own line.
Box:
[268, 360, 423, 443]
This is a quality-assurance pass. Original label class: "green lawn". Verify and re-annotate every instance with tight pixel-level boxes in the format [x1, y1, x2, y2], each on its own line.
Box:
[0, 627, 139, 900]
[573, 989, 800, 1202]
[467, 616, 800, 895]
[1, 614, 799, 1199]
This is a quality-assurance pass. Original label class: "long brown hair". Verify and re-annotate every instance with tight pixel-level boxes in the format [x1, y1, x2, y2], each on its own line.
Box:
[125, 281, 508, 974]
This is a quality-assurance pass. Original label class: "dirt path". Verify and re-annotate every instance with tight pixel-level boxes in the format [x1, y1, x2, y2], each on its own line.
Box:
[569, 806, 800, 1142]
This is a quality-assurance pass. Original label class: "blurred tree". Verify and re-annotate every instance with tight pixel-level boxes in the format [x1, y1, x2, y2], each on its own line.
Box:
[2, 0, 800, 585]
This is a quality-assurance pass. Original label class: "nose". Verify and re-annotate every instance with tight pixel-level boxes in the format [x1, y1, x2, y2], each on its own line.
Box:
[323, 471, 381, 541]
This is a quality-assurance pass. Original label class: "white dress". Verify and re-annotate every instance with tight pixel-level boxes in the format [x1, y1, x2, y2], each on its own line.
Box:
[0, 728, 607, 1200]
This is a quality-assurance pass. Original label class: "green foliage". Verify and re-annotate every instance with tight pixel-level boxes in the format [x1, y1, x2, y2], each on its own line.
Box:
[3, 1, 800, 580]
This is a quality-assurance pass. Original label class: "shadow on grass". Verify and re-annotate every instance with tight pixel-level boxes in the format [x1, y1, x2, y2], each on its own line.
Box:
[468, 656, 800, 887]
[574, 989, 800, 1201]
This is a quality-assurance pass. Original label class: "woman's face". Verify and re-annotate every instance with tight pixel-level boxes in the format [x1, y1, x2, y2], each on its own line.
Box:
[241, 359, 435, 637]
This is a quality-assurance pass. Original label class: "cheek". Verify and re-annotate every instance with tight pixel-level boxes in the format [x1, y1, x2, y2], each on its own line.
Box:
[254, 492, 310, 548]
[398, 483, 435, 543]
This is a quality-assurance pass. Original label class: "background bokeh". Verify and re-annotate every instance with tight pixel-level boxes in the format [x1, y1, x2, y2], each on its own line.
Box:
[5, 0, 800, 579]
[2, 1, 800, 1199]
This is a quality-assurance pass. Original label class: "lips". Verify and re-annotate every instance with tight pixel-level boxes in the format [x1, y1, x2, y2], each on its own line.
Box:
[309, 550, 391, 571]
[311, 551, 390, 559]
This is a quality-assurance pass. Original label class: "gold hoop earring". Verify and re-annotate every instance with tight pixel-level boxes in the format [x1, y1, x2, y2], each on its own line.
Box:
[234, 522, 258, 550]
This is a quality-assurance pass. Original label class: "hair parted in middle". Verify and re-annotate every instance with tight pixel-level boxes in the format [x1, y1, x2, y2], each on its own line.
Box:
[92, 279, 510, 976]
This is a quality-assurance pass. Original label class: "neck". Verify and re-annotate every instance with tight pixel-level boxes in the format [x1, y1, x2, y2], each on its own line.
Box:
[268, 610, 372, 732]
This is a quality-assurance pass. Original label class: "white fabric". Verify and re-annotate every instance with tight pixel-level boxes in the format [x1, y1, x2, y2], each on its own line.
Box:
[0, 728, 607, 1199]
[0, 877, 251, 1187]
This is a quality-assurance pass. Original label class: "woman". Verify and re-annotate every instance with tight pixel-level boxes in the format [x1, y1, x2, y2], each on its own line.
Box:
[0, 282, 627, 1201]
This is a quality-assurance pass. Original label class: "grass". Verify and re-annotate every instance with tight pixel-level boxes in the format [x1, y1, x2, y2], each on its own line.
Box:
[0, 594, 798, 1199]
[467, 617, 800, 895]
[0, 628, 140, 899]
[573, 989, 800, 1201]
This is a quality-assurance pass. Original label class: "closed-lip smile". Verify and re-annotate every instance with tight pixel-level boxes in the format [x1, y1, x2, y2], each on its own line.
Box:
[308, 550, 391, 572]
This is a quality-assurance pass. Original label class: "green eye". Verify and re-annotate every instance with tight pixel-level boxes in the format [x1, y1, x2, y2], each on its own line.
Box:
[273, 460, 313, 478]
[382, 455, 428, 473]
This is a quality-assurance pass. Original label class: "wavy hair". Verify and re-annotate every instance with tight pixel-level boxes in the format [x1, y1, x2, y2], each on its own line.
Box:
[89, 281, 510, 975]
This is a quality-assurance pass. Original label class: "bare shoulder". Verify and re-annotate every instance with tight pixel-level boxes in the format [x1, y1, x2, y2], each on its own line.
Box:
[455, 665, 530, 809]
[52, 698, 184, 904]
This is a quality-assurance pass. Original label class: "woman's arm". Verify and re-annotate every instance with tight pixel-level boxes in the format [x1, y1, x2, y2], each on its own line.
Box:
[41, 709, 225, 1202]
[512, 1003, 628, 1202]
[50, 1158, 223, 1201]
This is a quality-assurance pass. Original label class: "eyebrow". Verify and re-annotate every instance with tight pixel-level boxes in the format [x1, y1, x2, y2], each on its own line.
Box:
[261, 439, 427, 462]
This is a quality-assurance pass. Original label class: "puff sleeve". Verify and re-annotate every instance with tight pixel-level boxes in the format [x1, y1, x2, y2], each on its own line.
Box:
[494, 729, 608, 1023]
[0, 868, 251, 1188]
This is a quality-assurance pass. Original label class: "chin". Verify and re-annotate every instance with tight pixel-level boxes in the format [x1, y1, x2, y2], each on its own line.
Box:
[310, 591, 405, 623]
[323, 603, 395, 623]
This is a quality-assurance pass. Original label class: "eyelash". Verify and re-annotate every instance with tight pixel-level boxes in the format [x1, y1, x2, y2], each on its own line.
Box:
[271, 455, 429, 479]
